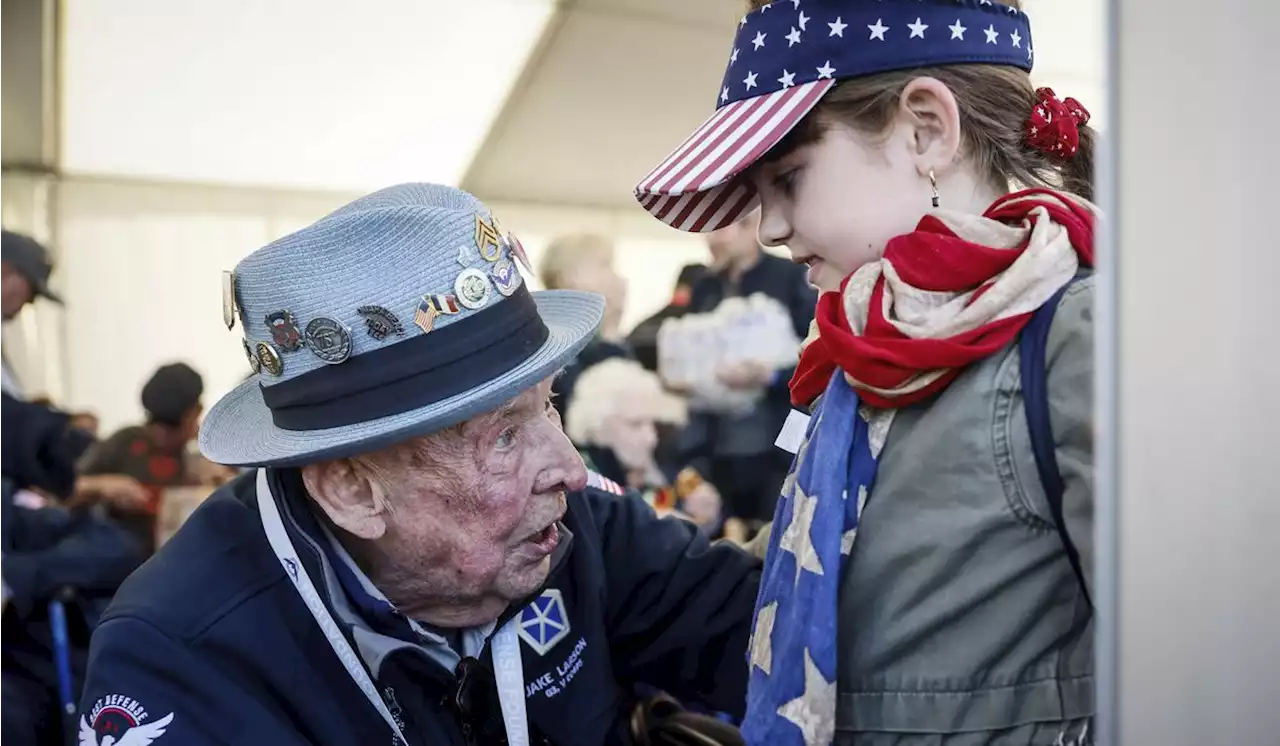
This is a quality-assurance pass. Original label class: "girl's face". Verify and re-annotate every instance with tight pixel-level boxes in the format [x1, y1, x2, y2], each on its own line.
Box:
[749, 120, 933, 293]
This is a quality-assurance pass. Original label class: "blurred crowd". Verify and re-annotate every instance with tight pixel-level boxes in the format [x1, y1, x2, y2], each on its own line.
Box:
[1, 214, 810, 744]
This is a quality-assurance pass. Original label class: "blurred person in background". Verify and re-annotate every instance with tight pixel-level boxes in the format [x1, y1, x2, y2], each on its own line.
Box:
[565, 357, 723, 537]
[80, 362, 206, 555]
[539, 234, 633, 424]
[678, 210, 816, 539]
[627, 263, 708, 373]
[2, 231, 63, 398]
[78, 184, 757, 746]
[634, 0, 1096, 741]
[3, 395, 146, 746]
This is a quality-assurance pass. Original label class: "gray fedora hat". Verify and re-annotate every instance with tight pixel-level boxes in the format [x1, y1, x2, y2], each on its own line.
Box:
[199, 183, 603, 467]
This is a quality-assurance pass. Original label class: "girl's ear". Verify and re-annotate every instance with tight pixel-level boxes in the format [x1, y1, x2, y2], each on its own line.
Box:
[896, 76, 963, 178]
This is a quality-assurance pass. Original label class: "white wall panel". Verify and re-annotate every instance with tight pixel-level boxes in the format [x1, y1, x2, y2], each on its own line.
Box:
[1111, 0, 1280, 742]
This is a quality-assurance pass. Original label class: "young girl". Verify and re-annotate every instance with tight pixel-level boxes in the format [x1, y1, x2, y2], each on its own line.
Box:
[635, 1, 1095, 744]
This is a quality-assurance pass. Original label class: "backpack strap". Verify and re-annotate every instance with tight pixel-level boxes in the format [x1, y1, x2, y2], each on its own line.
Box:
[1019, 276, 1093, 609]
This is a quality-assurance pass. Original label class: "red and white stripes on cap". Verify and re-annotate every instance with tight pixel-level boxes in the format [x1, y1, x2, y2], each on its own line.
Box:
[634, 79, 833, 233]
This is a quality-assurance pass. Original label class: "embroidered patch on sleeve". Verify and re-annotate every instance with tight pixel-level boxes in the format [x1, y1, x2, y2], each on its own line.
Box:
[80, 694, 174, 746]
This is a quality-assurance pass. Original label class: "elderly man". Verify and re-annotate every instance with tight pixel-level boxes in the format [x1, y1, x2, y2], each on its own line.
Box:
[77, 185, 759, 746]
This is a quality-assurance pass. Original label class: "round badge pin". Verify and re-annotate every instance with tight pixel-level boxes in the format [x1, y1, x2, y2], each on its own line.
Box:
[305, 317, 353, 364]
[256, 341, 284, 377]
[489, 258, 521, 297]
[242, 338, 261, 374]
[454, 268, 492, 310]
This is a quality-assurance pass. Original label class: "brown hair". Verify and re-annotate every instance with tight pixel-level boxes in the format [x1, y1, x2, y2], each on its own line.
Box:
[745, 0, 1094, 201]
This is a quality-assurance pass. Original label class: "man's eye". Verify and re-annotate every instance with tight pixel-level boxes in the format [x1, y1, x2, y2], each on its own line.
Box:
[495, 428, 517, 450]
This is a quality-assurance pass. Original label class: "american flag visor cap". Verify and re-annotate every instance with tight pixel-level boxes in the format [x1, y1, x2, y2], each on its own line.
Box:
[634, 0, 1034, 233]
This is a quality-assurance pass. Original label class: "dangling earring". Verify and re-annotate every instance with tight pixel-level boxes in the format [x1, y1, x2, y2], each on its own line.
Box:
[929, 170, 940, 209]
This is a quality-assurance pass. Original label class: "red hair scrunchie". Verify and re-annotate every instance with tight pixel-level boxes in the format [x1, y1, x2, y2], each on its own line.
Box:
[1026, 87, 1091, 159]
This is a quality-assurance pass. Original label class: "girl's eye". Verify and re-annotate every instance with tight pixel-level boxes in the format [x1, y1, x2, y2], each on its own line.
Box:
[773, 167, 801, 196]
[495, 427, 517, 450]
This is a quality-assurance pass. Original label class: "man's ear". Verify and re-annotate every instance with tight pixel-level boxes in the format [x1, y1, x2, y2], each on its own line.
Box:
[897, 76, 963, 178]
[301, 458, 388, 540]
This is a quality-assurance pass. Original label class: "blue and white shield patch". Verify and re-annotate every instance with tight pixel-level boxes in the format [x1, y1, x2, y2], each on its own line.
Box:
[517, 589, 570, 656]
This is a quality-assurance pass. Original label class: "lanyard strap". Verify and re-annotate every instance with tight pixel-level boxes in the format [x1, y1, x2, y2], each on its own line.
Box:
[491, 621, 529, 746]
[255, 469, 531, 744]
[255, 470, 409, 746]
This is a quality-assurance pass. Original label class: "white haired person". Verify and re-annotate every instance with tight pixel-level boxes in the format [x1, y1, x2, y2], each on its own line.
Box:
[635, 0, 1096, 743]
[539, 234, 633, 424]
[565, 358, 723, 536]
[76, 185, 756, 746]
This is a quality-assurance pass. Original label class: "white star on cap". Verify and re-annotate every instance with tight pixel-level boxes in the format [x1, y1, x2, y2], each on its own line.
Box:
[868, 19, 889, 41]
[1010, 29, 1022, 47]
[744, 71, 758, 90]
[752, 30, 767, 50]
[778, 69, 796, 88]
[816, 60, 835, 79]
[984, 24, 999, 44]
[786, 26, 802, 46]
[908, 17, 928, 38]
[749, 601, 777, 676]
[721, 86, 729, 103]
[949, 19, 966, 40]
[730, 47, 739, 64]
[798, 10, 810, 31]
[979, 0, 992, 5]
[779, 483, 824, 583]
[776, 648, 837, 746]
[828, 16, 847, 37]
[791, 0, 801, 8]
[740, 14, 748, 27]
[1008, 4, 1019, 13]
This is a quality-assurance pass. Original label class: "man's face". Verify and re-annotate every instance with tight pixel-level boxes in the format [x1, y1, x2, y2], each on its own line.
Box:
[328, 377, 588, 624]
[1, 262, 34, 321]
[704, 210, 762, 270]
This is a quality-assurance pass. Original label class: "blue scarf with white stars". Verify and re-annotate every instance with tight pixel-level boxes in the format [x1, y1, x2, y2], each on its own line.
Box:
[741, 371, 880, 746]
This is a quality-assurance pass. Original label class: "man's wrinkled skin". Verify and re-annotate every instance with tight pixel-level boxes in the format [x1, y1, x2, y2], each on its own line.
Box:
[301, 377, 588, 627]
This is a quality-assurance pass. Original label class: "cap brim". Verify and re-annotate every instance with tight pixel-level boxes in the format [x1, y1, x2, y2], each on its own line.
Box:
[198, 289, 604, 467]
[634, 79, 833, 233]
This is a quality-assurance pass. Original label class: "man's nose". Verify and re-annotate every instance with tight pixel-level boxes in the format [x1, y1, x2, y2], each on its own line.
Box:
[534, 424, 589, 494]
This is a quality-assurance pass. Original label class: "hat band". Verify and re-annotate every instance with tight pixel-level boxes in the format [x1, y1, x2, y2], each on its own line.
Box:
[261, 285, 549, 431]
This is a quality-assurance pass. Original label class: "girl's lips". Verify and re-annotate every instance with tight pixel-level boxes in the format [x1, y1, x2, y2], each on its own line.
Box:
[803, 257, 824, 285]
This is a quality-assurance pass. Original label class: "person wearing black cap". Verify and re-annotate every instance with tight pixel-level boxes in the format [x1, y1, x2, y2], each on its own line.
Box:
[2, 231, 63, 398]
[1, 231, 61, 317]
[80, 363, 205, 554]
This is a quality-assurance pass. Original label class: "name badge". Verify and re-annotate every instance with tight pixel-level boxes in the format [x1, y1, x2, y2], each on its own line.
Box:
[774, 409, 811, 454]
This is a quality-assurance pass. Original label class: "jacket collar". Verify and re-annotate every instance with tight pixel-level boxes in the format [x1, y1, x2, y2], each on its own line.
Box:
[262, 467, 574, 676]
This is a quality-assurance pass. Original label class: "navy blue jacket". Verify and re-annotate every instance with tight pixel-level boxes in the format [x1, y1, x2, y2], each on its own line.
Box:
[79, 468, 760, 745]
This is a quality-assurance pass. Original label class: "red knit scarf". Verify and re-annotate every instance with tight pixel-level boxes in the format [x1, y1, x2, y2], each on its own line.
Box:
[789, 188, 1096, 409]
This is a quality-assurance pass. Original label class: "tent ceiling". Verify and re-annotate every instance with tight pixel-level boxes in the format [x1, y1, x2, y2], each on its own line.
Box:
[463, 0, 1106, 212]
[49, 0, 1103, 205]
[58, 0, 555, 191]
